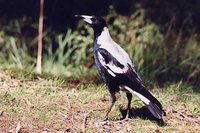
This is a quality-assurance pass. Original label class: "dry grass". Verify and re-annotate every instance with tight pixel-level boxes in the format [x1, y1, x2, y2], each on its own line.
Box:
[0, 69, 200, 133]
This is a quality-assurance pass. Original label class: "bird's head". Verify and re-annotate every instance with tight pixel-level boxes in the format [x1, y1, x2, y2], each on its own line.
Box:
[75, 15, 107, 34]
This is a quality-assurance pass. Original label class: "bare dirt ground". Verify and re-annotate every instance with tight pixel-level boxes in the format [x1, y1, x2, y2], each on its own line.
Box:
[0, 70, 200, 133]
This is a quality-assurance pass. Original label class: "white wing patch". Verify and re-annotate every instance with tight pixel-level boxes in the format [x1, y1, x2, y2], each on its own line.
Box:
[97, 51, 116, 77]
[123, 86, 150, 105]
[107, 69, 116, 77]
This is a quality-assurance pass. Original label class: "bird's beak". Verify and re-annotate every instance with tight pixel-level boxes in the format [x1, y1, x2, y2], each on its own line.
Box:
[74, 15, 93, 24]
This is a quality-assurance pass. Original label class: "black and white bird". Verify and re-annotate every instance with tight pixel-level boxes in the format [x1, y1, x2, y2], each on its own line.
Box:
[75, 15, 165, 120]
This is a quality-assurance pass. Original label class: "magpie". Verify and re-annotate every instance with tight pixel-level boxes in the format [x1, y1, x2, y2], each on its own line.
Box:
[75, 15, 165, 120]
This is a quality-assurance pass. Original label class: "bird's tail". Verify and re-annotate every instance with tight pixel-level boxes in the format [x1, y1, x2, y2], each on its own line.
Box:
[124, 86, 165, 119]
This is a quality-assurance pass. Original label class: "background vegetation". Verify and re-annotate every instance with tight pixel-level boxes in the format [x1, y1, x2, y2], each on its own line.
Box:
[0, 0, 199, 88]
[0, 1, 200, 132]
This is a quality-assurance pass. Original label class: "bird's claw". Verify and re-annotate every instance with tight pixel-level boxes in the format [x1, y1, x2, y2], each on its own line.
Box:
[124, 116, 131, 121]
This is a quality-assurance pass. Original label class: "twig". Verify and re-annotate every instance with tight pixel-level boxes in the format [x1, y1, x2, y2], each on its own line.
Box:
[59, 112, 68, 118]
[23, 98, 34, 108]
[179, 112, 199, 123]
[0, 110, 3, 116]
[42, 127, 57, 133]
[83, 111, 92, 133]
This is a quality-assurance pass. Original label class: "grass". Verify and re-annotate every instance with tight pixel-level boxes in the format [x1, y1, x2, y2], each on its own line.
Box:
[0, 5, 199, 132]
[0, 69, 200, 132]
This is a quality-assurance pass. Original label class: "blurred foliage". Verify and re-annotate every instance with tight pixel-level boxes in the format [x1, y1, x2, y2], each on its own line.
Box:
[0, 0, 200, 88]
[43, 27, 95, 77]
[106, 7, 200, 87]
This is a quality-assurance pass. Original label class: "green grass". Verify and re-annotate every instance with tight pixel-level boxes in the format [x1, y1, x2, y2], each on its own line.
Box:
[0, 69, 200, 132]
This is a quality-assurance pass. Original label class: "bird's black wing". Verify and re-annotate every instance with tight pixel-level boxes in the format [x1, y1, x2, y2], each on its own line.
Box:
[97, 48, 124, 69]
[97, 48, 143, 85]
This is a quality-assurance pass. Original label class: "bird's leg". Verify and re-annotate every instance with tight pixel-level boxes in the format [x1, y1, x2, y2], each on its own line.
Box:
[103, 92, 116, 121]
[125, 93, 132, 120]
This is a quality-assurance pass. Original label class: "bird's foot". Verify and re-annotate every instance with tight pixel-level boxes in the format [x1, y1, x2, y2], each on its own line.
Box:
[123, 114, 131, 121]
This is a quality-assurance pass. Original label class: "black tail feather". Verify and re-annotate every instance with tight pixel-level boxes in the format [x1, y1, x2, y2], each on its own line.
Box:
[139, 88, 165, 119]
[121, 72, 166, 119]
[147, 102, 165, 119]
[127, 84, 165, 119]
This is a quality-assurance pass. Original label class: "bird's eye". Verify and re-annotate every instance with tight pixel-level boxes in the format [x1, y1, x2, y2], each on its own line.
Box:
[91, 18, 96, 22]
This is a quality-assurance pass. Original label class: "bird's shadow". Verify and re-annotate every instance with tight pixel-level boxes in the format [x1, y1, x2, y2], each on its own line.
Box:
[119, 106, 165, 126]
